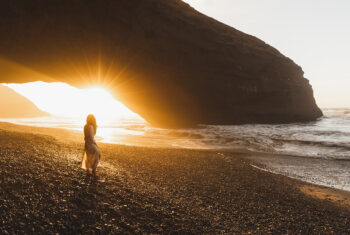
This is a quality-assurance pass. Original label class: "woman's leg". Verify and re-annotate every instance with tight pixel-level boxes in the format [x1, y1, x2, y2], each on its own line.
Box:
[84, 153, 93, 175]
[92, 154, 99, 176]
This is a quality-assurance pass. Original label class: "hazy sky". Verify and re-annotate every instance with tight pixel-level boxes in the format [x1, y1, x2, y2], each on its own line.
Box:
[184, 0, 350, 108]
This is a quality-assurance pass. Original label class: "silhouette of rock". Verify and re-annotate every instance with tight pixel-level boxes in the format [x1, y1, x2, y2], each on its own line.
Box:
[0, 85, 49, 118]
[0, 0, 322, 127]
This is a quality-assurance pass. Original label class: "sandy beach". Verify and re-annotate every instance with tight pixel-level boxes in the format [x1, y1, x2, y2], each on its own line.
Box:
[1, 122, 350, 233]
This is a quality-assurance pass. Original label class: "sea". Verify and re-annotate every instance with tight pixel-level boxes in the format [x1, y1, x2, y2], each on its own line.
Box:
[1, 108, 350, 191]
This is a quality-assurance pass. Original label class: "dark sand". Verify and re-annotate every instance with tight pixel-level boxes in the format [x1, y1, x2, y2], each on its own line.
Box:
[0, 122, 350, 234]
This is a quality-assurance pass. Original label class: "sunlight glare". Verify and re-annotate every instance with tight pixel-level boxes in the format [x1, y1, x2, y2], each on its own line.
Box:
[5, 82, 142, 122]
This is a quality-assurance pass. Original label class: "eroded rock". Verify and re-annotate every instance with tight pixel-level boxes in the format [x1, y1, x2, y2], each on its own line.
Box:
[0, 0, 322, 127]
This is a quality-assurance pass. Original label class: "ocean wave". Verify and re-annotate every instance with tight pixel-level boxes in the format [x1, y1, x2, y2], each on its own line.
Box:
[269, 137, 350, 150]
[2, 108, 350, 161]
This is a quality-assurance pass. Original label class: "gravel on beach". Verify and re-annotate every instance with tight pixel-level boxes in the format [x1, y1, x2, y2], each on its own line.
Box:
[0, 124, 350, 234]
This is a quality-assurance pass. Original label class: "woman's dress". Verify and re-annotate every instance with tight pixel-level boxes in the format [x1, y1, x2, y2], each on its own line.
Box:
[81, 124, 100, 171]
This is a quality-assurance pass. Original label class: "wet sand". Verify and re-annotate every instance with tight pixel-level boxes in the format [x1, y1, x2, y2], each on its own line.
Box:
[0, 122, 350, 233]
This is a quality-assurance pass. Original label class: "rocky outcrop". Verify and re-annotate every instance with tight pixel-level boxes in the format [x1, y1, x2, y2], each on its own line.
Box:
[0, 85, 49, 118]
[0, 0, 322, 127]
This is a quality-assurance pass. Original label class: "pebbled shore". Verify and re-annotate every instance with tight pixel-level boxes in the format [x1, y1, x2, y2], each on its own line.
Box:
[0, 122, 350, 234]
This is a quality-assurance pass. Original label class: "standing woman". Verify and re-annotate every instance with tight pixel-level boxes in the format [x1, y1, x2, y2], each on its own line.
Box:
[81, 114, 101, 176]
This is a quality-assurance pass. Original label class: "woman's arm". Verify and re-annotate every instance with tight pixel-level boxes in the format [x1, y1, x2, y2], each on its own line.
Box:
[89, 125, 95, 137]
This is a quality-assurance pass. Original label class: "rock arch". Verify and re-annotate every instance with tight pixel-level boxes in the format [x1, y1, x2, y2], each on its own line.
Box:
[0, 0, 322, 127]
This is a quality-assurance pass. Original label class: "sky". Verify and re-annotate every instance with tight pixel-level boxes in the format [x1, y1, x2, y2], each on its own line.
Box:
[184, 0, 350, 108]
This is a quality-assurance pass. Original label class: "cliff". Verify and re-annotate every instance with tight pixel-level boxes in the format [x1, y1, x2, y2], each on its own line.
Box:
[0, 0, 322, 127]
[0, 85, 49, 118]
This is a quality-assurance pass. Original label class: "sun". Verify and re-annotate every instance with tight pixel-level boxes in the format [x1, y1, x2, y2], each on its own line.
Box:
[4, 82, 142, 122]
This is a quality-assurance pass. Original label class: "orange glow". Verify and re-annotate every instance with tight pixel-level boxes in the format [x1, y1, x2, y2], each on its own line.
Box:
[4, 82, 142, 122]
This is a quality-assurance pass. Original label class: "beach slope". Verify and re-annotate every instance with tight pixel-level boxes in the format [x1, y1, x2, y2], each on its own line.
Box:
[0, 123, 349, 233]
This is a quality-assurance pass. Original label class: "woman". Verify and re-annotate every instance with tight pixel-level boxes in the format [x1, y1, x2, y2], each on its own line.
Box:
[81, 114, 101, 176]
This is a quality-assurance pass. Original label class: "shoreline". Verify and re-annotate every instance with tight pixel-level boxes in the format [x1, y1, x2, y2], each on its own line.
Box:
[248, 158, 350, 209]
[2, 121, 350, 206]
[1, 122, 350, 233]
[2, 120, 350, 205]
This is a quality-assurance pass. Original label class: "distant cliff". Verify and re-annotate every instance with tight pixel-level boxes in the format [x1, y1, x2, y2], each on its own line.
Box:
[0, 85, 49, 118]
[0, 0, 322, 127]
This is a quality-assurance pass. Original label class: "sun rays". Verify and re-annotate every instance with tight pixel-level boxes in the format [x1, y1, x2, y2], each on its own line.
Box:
[0, 43, 150, 128]
[5, 82, 143, 123]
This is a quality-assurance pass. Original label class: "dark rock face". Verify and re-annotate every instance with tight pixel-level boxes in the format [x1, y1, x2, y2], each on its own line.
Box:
[0, 0, 322, 127]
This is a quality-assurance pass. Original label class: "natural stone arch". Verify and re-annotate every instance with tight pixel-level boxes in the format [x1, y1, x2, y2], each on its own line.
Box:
[0, 0, 322, 128]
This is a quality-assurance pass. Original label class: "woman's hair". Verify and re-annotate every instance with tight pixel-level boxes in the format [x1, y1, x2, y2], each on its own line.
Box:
[86, 114, 97, 134]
